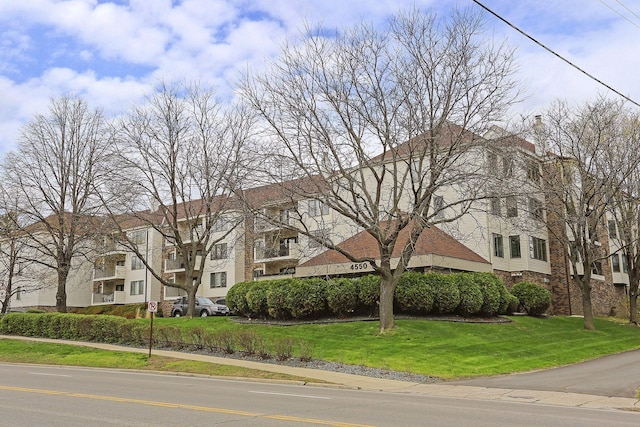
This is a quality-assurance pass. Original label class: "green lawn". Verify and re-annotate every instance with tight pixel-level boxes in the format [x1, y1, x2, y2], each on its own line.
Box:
[148, 315, 640, 379]
[2, 315, 639, 380]
[0, 339, 320, 382]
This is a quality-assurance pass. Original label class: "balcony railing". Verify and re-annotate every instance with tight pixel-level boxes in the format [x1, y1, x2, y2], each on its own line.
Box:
[254, 243, 301, 262]
[93, 265, 127, 281]
[91, 290, 126, 305]
[164, 256, 202, 272]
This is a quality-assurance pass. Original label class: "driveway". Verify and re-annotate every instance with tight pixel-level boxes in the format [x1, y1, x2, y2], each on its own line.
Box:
[451, 349, 640, 398]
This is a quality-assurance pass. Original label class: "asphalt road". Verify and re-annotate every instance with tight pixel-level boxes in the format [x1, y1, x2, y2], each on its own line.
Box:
[1, 363, 639, 427]
[451, 349, 640, 397]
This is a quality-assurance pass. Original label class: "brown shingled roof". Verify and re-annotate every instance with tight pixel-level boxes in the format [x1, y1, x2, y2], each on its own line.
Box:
[299, 223, 488, 268]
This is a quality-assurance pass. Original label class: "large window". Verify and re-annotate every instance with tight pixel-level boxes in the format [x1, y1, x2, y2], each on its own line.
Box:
[526, 159, 540, 183]
[130, 280, 144, 295]
[490, 197, 501, 216]
[611, 254, 621, 273]
[506, 196, 518, 218]
[212, 217, 228, 233]
[308, 199, 329, 217]
[529, 236, 547, 261]
[210, 243, 228, 260]
[432, 195, 444, 218]
[608, 220, 618, 239]
[493, 233, 504, 258]
[487, 152, 498, 175]
[509, 235, 521, 258]
[528, 197, 544, 220]
[131, 256, 144, 270]
[502, 155, 514, 177]
[210, 272, 227, 288]
[127, 229, 146, 245]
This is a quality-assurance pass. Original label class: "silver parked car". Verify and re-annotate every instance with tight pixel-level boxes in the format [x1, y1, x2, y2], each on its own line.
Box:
[171, 297, 229, 317]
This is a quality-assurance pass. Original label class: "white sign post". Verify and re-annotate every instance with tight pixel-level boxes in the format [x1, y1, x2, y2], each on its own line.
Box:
[147, 301, 157, 357]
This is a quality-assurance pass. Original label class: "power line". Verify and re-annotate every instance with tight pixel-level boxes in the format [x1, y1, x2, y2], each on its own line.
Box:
[599, 0, 640, 30]
[614, 0, 640, 22]
[471, 0, 640, 109]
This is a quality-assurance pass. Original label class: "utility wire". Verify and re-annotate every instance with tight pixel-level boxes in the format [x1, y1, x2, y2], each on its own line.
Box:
[614, 0, 640, 22]
[599, 0, 640, 29]
[471, 0, 640, 109]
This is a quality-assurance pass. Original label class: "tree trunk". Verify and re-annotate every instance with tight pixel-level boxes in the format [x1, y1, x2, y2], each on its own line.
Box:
[580, 284, 594, 330]
[630, 287, 638, 325]
[56, 270, 68, 313]
[187, 285, 198, 318]
[378, 273, 396, 332]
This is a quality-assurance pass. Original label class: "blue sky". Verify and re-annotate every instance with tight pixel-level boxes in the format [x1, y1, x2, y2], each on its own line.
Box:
[1, 0, 639, 153]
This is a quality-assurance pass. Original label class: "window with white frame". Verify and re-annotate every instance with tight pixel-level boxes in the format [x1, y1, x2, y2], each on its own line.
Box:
[490, 196, 501, 216]
[608, 220, 617, 239]
[506, 196, 518, 218]
[502, 155, 514, 177]
[432, 195, 444, 218]
[210, 243, 228, 260]
[493, 233, 504, 258]
[526, 158, 540, 183]
[212, 216, 228, 233]
[131, 255, 144, 270]
[529, 236, 547, 261]
[127, 230, 146, 245]
[611, 253, 621, 272]
[622, 254, 629, 273]
[487, 152, 498, 175]
[308, 199, 329, 217]
[130, 280, 144, 295]
[210, 272, 227, 288]
[509, 235, 521, 258]
[15, 286, 21, 301]
[528, 197, 544, 220]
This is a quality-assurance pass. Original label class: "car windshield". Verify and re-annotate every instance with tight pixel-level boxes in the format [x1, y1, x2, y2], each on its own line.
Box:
[196, 298, 213, 305]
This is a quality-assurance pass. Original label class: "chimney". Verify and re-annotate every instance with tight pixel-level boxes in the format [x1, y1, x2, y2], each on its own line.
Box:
[533, 114, 547, 157]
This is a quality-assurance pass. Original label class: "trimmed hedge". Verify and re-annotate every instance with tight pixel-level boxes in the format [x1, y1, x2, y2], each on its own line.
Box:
[427, 273, 460, 314]
[452, 273, 483, 316]
[511, 281, 552, 316]
[472, 272, 504, 316]
[226, 281, 253, 317]
[395, 272, 434, 314]
[287, 278, 327, 319]
[357, 275, 380, 314]
[326, 278, 358, 316]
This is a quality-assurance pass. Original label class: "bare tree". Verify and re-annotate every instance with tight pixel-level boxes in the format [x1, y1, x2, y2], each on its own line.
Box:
[0, 97, 113, 312]
[606, 110, 640, 325]
[537, 98, 640, 330]
[106, 82, 252, 317]
[241, 8, 521, 331]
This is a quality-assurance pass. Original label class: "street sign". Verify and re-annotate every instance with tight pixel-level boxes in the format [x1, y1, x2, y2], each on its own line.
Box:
[148, 300, 157, 313]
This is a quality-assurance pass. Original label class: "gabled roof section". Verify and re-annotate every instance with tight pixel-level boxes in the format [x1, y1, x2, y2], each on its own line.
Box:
[299, 224, 489, 268]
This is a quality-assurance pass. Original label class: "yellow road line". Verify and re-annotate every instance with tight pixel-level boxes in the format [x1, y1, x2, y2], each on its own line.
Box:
[0, 385, 375, 427]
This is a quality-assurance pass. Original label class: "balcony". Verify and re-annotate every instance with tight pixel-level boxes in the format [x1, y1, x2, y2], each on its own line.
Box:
[96, 241, 128, 254]
[166, 227, 204, 246]
[254, 243, 302, 263]
[254, 214, 296, 233]
[92, 290, 126, 305]
[93, 265, 127, 281]
[164, 256, 202, 272]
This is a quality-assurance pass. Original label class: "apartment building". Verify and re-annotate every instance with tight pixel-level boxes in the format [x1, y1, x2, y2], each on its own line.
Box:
[3, 126, 630, 317]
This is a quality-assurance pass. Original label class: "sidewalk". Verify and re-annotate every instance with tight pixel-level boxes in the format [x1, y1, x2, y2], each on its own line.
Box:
[2, 335, 639, 412]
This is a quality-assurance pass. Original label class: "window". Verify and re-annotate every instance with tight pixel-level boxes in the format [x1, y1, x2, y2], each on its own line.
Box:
[608, 220, 617, 239]
[432, 195, 444, 218]
[130, 280, 144, 295]
[529, 236, 547, 261]
[212, 217, 228, 233]
[15, 286, 21, 301]
[210, 243, 228, 260]
[506, 196, 518, 218]
[502, 155, 514, 177]
[622, 254, 629, 273]
[528, 197, 544, 220]
[308, 199, 329, 217]
[309, 228, 330, 248]
[487, 152, 498, 175]
[493, 234, 504, 258]
[509, 235, 521, 258]
[526, 159, 540, 183]
[115, 284, 124, 292]
[490, 197, 501, 216]
[591, 261, 603, 276]
[127, 230, 146, 245]
[612, 254, 621, 273]
[131, 256, 144, 270]
[210, 272, 227, 288]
